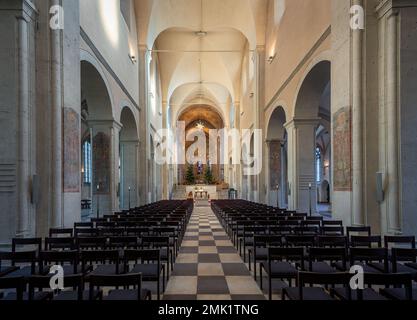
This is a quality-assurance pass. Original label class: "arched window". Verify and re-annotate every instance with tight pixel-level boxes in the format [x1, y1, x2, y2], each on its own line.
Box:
[83, 140, 92, 184]
[316, 147, 322, 183]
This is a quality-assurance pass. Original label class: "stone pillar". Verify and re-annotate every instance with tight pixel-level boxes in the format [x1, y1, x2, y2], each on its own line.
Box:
[138, 45, 150, 205]
[16, 13, 31, 236]
[120, 140, 139, 209]
[50, 0, 63, 228]
[254, 46, 266, 204]
[377, 2, 403, 234]
[351, 0, 365, 226]
[285, 119, 319, 213]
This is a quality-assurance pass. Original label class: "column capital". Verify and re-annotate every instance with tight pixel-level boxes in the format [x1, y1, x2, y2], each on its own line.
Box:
[284, 118, 321, 129]
[89, 119, 123, 131]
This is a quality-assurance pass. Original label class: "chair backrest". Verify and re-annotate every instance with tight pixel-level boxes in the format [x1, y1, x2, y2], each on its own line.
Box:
[124, 249, 160, 272]
[297, 272, 351, 300]
[39, 250, 78, 274]
[321, 226, 345, 236]
[254, 235, 283, 248]
[392, 248, 417, 268]
[108, 236, 138, 249]
[0, 276, 25, 300]
[74, 222, 94, 229]
[285, 235, 316, 247]
[350, 235, 382, 248]
[141, 236, 169, 248]
[350, 248, 388, 271]
[88, 273, 142, 300]
[0, 251, 37, 271]
[12, 238, 42, 256]
[322, 220, 343, 227]
[317, 236, 348, 248]
[346, 226, 371, 241]
[76, 237, 107, 250]
[28, 274, 84, 300]
[308, 247, 347, 271]
[44, 237, 75, 251]
[268, 247, 305, 264]
[49, 228, 74, 238]
[269, 226, 293, 236]
[74, 228, 99, 238]
[384, 236, 416, 249]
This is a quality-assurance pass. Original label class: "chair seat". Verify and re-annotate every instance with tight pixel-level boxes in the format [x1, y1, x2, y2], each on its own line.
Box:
[380, 288, 417, 301]
[54, 290, 102, 301]
[0, 266, 18, 277]
[3, 266, 40, 278]
[284, 287, 335, 301]
[104, 289, 151, 301]
[405, 262, 417, 270]
[89, 264, 124, 276]
[130, 264, 162, 279]
[332, 287, 387, 300]
[303, 261, 337, 273]
[263, 262, 298, 277]
[2, 292, 52, 301]
[369, 262, 417, 278]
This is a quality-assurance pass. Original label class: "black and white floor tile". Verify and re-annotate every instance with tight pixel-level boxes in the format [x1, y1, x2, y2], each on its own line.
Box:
[163, 205, 266, 300]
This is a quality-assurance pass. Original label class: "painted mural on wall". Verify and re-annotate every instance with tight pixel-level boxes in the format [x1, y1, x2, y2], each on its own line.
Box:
[269, 141, 281, 191]
[333, 106, 352, 191]
[63, 108, 80, 193]
[93, 132, 111, 194]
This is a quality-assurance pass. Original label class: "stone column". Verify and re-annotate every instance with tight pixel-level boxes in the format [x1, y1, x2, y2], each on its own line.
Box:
[385, 9, 401, 232]
[120, 140, 139, 209]
[138, 45, 150, 205]
[285, 119, 319, 213]
[50, 0, 63, 228]
[16, 13, 30, 236]
[351, 0, 365, 226]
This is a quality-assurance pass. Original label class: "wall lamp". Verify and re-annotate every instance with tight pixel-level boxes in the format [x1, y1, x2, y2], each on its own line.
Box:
[129, 54, 137, 64]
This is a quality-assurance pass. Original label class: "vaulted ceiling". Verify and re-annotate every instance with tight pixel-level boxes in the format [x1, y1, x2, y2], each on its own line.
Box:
[135, 0, 267, 127]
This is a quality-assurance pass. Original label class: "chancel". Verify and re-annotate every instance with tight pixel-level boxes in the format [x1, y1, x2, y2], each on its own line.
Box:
[0, 0, 417, 303]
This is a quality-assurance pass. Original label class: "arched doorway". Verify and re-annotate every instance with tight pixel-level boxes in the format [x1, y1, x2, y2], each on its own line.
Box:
[119, 107, 139, 210]
[288, 60, 331, 214]
[266, 106, 288, 208]
[80, 60, 115, 219]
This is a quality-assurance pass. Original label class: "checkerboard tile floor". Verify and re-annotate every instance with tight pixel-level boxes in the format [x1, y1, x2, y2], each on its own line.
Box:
[163, 206, 265, 300]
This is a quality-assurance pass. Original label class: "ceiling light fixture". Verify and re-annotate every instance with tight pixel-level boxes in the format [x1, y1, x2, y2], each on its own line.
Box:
[129, 54, 137, 63]
[195, 31, 207, 37]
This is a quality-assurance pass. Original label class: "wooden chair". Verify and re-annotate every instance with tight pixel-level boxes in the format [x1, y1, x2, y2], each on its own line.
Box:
[124, 249, 165, 300]
[89, 273, 151, 300]
[260, 247, 305, 300]
[282, 272, 351, 300]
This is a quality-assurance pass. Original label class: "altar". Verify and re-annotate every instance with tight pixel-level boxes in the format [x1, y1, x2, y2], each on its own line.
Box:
[186, 185, 218, 200]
